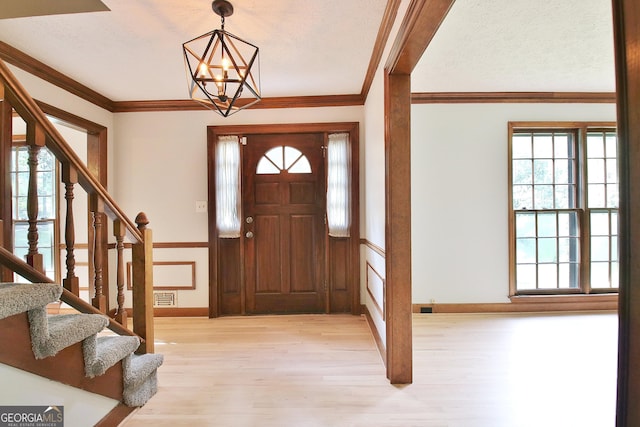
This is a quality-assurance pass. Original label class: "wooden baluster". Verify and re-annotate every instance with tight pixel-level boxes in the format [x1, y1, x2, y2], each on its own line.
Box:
[25, 123, 45, 273]
[113, 219, 127, 325]
[90, 195, 106, 312]
[62, 163, 79, 295]
[132, 212, 154, 354]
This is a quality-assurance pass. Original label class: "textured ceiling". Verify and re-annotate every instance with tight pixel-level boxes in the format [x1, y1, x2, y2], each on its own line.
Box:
[413, 0, 615, 92]
[0, 0, 388, 101]
[0, 0, 616, 103]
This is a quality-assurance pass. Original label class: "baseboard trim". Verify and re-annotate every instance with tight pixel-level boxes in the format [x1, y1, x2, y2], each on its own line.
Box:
[413, 295, 618, 314]
[101, 307, 210, 317]
[362, 305, 386, 365]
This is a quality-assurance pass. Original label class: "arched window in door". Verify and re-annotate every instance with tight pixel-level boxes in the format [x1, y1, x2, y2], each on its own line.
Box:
[256, 146, 312, 174]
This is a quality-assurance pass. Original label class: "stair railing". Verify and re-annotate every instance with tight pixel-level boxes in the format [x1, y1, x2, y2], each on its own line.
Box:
[0, 245, 141, 341]
[0, 59, 154, 353]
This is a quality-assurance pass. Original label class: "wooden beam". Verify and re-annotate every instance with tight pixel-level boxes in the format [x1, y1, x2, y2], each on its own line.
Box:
[385, 0, 456, 74]
[612, 0, 640, 425]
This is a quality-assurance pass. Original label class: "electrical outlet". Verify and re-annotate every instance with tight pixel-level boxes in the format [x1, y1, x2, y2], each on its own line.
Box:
[195, 200, 207, 213]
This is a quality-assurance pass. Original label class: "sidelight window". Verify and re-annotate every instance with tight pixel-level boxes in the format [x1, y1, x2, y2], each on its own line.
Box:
[216, 135, 241, 238]
[326, 132, 351, 237]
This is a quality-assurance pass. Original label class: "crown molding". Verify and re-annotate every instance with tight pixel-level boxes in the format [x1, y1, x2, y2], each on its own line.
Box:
[0, 41, 115, 111]
[412, 91, 617, 104]
[111, 94, 365, 113]
[360, 0, 402, 100]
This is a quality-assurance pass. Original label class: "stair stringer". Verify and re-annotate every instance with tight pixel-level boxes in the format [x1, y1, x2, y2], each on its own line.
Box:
[0, 282, 163, 417]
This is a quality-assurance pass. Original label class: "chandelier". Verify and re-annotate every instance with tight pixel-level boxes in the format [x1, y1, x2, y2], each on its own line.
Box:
[182, 0, 261, 117]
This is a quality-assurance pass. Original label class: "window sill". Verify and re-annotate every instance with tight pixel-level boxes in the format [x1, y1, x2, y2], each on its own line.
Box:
[510, 293, 618, 311]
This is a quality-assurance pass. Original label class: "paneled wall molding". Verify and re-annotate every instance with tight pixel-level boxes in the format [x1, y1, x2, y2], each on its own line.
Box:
[366, 261, 386, 319]
[361, 238, 385, 258]
[126, 261, 197, 290]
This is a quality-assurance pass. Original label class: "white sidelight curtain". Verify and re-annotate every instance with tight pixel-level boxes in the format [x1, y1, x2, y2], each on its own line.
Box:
[216, 135, 241, 238]
[326, 132, 351, 237]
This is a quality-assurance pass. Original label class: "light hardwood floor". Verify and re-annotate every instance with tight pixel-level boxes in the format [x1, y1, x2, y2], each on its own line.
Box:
[122, 312, 618, 427]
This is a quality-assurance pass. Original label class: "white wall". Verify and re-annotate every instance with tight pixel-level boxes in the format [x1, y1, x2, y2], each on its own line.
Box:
[9, 60, 366, 310]
[113, 106, 364, 308]
[362, 67, 388, 344]
[0, 364, 118, 426]
[8, 65, 116, 192]
[360, 0, 411, 347]
[411, 102, 617, 304]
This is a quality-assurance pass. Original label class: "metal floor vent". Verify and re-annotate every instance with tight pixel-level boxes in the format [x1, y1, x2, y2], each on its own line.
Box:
[153, 291, 177, 307]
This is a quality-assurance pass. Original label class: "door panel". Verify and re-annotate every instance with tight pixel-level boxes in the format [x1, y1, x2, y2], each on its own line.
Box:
[289, 214, 318, 292]
[254, 215, 281, 293]
[243, 133, 325, 314]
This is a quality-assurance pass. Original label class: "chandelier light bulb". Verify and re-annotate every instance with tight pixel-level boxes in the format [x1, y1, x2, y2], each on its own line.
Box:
[198, 63, 208, 78]
[221, 57, 231, 71]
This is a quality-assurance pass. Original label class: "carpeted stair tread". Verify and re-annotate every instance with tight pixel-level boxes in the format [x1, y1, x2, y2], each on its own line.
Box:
[0, 283, 61, 320]
[83, 335, 141, 378]
[28, 308, 109, 359]
[123, 353, 164, 390]
[1, 280, 163, 408]
[122, 353, 163, 407]
[123, 372, 158, 407]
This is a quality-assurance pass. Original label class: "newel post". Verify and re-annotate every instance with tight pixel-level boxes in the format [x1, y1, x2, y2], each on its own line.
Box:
[132, 212, 154, 354]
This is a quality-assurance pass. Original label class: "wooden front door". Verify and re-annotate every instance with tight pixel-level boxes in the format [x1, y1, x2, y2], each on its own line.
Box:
[242, 133, 326, 314]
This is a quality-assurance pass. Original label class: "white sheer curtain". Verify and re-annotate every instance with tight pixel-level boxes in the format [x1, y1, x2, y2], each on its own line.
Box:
[216, 135, 241, 238]
[326, 132, 351, 237]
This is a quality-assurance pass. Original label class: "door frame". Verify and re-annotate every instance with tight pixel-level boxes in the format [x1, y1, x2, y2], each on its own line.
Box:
[207, 122, 360, 317]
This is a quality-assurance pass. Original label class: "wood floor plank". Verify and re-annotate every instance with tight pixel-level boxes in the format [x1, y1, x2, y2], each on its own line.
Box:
[123, 312, 617, 427]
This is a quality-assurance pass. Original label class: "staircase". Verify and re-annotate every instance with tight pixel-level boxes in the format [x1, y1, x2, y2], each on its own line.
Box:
[0, 282, 163, 422]
[0, 55, 163, 425]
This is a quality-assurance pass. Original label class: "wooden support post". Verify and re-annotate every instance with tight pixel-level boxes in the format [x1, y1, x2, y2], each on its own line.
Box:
[384, 71, 413, 384]
[612, 1, 640, 425]
[62, 163, 79, 295]
[90, 194, 106, 312]
[132, 212, 154, 354]
[382, 0, 455, 385]
[113, 219, 127, 326]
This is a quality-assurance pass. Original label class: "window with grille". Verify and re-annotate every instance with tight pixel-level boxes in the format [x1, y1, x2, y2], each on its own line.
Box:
[509, 124, 618, 295]
[256, 146, 312, 174]
[10, 144, 58, 281]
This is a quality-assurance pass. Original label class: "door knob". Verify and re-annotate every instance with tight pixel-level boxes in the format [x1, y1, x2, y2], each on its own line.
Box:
[246, 216, 254, 224]
[245, 231, 254, 239]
